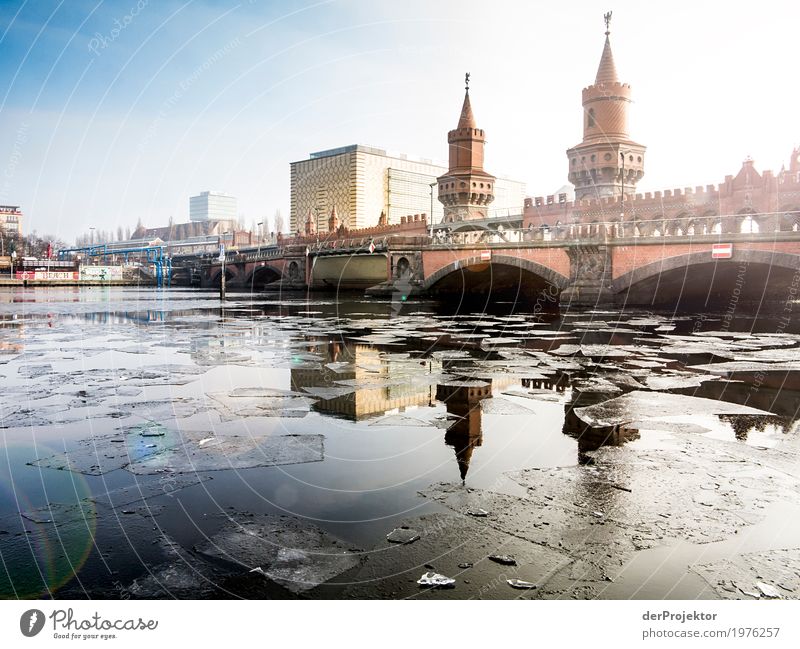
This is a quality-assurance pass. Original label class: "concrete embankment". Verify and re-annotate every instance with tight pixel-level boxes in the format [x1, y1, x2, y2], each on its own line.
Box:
[0, 279, 155, 287]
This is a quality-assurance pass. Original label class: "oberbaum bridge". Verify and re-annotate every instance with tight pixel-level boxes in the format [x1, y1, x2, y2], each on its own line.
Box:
[177, 17, 800, 308]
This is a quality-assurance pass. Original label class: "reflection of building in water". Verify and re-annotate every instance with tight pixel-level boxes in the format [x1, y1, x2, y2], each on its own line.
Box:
[687, 380, 799, 432]
[291, 342, 441, 419]
[562, 384, 640, 463]
[437, 381, 491, 482]
[0, 315, 24, 354]
[717, 414, 787, 442]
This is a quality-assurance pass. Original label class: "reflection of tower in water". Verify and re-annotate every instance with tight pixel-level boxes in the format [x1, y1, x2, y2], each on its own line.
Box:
[436, 381, 491, 482]
[562, 384, 639, 464]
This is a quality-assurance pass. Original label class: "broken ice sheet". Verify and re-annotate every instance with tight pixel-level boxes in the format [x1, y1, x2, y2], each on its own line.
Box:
[122, 398, 209, 420]
[580, 345, 631, 358]
[228, 387, 304, 398]
[18, 364, 54, 378]
[195, 513, 360, 594]
[386, 527, 420, 544]
[125, 536, 222, 599]
[30, 432, 174, 475]
[20, 501, 94, 526]
[206, 391, 315, 420]
[417, 572, 456, 588]
[642, 372, 715, 391]
[300, 386, 356, 400]
[500, 387, 564, 403]
[92, 473, 213, 509]
[126, 433, 324, 474]
[575, 391, 770, 428]
[480, 397, 536, 416]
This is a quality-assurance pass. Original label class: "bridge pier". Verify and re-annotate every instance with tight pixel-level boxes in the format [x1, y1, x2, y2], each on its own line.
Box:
[560, 244, 616, 307]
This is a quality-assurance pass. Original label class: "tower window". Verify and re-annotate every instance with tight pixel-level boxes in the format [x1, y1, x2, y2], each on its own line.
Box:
[587, 108, 596, 128]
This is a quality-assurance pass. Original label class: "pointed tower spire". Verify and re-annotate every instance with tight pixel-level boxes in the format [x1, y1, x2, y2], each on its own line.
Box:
[458, 72, 476, 128]
[328, 205, 339, 232]
[437, 74, 495, 223]
[595, 11, 619, 85]
[566, 12, 646, 201]
[595, 38, 618, 85]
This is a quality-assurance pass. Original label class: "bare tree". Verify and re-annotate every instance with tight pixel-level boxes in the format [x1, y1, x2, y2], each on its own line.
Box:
[273, 209, 284, 235]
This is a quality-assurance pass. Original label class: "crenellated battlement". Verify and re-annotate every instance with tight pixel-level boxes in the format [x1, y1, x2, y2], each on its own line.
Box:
[523, 152, 800, 229]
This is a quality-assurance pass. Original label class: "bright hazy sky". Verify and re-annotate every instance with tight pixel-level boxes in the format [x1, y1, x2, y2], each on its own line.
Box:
[1, 0, 798, 241]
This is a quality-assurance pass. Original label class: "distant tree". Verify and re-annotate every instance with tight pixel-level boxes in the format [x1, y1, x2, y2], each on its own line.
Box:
[117, 226, 124, 241]
[124, 226, 131, 240]
[273, 209, 284, 234]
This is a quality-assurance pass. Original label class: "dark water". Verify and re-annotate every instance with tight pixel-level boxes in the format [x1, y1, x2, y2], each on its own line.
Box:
[0, 286, 798, 599]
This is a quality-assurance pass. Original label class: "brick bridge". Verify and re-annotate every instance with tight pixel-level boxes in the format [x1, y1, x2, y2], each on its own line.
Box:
[183, 212, 800, 307]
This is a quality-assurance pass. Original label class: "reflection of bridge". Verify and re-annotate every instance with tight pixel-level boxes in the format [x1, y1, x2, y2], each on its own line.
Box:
[182, 211, 800, 307]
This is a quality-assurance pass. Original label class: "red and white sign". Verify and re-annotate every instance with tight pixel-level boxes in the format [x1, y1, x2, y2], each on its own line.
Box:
[480, 250, 492, 262]
[16, 271, 78, 280]
[368, 241, 375, 254]
[712, 243, 733, 259]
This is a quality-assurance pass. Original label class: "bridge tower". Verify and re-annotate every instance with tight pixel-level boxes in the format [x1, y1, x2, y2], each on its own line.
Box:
[437, 73, 496, 224]
[567, 13, 646, 202]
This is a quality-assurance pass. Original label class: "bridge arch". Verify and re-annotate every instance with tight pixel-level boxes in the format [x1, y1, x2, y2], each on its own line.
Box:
[422, 253, 569, 293]
[208, 266, 238, 288]
[242, 263, 283, 288]
[613, 248, 800, 305]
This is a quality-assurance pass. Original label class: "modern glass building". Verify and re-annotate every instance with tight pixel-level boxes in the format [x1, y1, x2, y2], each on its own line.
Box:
[189, 191, 237, 223]
[289, 145, 525, 233]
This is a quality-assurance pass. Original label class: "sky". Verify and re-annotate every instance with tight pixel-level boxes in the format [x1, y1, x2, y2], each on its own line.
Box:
[0, 0, 798, 242]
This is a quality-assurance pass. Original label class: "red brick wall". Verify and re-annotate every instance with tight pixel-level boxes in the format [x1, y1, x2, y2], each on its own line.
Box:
[422, 247, 570, 280]
[612, 240, 800, 280]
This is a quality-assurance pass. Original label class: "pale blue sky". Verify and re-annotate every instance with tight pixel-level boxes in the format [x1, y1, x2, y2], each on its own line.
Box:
[1, 0, 798, 240]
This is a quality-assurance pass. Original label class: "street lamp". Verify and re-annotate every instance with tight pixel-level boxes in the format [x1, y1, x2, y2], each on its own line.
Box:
[429, 181, 437, 239]
[256, 222, 263, 255]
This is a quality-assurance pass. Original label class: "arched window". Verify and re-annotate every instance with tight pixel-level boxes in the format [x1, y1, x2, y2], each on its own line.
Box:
[739, 215, 759, 233]
[587, 108, 595, 128]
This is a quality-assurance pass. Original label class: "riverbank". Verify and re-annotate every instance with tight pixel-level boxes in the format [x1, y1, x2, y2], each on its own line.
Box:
[0, 278, 154, 286]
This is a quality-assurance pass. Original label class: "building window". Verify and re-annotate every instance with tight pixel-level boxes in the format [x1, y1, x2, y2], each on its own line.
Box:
[587, 108, 595, 128]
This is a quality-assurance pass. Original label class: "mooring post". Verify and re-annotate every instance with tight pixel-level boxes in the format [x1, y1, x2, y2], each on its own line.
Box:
[220, 255, 226, 300]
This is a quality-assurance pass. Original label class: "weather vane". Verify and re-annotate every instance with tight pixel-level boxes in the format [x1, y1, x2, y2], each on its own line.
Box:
[604, 11, 612, 35]
[465, 72, 470, 91]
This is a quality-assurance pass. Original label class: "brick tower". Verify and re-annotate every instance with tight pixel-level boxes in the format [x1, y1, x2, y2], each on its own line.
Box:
[438, 73, 496, 223]
[567, 13, 646, 201]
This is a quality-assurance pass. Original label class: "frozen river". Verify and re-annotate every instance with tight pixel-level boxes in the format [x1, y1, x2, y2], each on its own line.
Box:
[1, 286, 799, 599]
